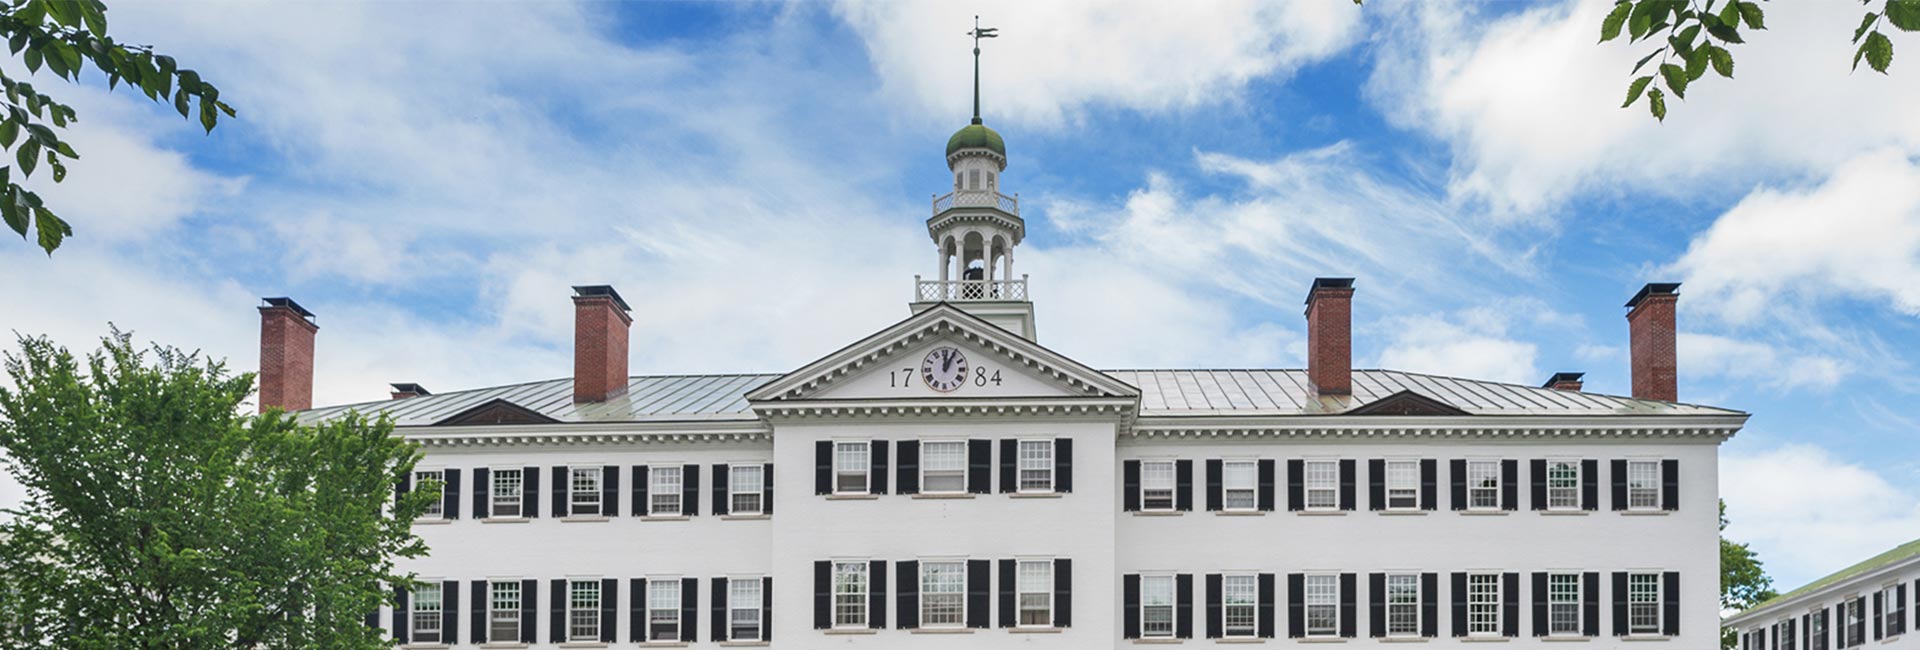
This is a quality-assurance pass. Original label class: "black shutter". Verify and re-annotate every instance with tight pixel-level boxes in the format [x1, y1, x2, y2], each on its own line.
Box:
[1123, 574, 1141, 639]
[1663, 572, 1680, 636]
[814, 440, 831, 495]
[1258, 573, 1276, 638]
[1450, 459, 1467, 510]
[1288, 573, 1305, 638]
[812, 562, 829, 630]
[1258, 459, 1276, 511]
[1501, 460, 1519, 510]
[1000, 438, 1017, 493]
[761, 577, 773, 642]
[898, 560, 919, 629]
[711, 577, 727, 642]
[632, 578, 647, 642]
[1531, 573, 1547, 637]
[1582, 459, 1599, 510]
[870, 440, 889, 495]
[443, 469, 461, 519]
[393, 586, 408, 644]
[1339, 459, 1357, 511]
[896, 441, 918, 495]
[1874, 592, 1883, 641]
[1583, 572, 1599, 637]
[1368, 573, 1385, 638]
[1122, 460, 1141, 511]
[600, 578, 616, 643]
[1205, 459, 1224, 511]
[1451, 573, 1467, 637]
[551, 466, 567, 518]
[968, 439, 992, 494]
[1421, 573, 1438, 638]
[1287, 459, 1304, 511]
[1175, 460, 1194, 511]
[1176, 573, 1194, 639]
[1368, 459, 1385, 511]
[1206, 573, 1223, 639]
[967, 559, 989, 629]
[1612, 572, 1629, 636]
[713, 464, 730, 515]
[1055, 558, 1073, 628]
[602, 465, 618, 517]
[549, 579, 565, 644]
[1611, 459, 1629, 511]
[471, 580, 487, 643]
[1663, 459, 1680, 510]
[472, 468, 489, 519]
[1055, 438, 1073, 493]
[1421, 459, 1437, 510]
[633, 465, 648, 516]
[680, 577, 698, 642]
[869, 560, 888, 629]
[518, 578, 536, 644]
[395, 472, 411, 515]
[523, 467, 540, 518]
[1340, 573, 1357, 638]
[1502, 573, 1519, 638]
[443, 580, 460, 645]
[683, 464, 700, 516]
[763, 463, 775, 515]
[1530, 459, 1546, 510]
[999, 559, 1016, 628]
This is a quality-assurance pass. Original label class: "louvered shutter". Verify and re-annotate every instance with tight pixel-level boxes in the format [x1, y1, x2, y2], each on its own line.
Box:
[1175, 460, 1194, 511]
[600, 578, 616, 643]
[895, 441, 918, 495]
[1421, 573, 1438, 638]
[394, 472, 411, 515]
[713, 464, 730, 515]
[551, 467, 567, 518]
[711, 577, 727, 642]
[1531, 572, 1547, 637]
[1205, 459, 1223, 511]
[1288, 573, 1305, 638]
[1339, 459, 1356, 511]
[999, 439, 1017, 493]
[1176, 573, 1194, 639]
[1123, 574, 1141, 639]
[549, 579, 565, 644]
[1258, 459, 1276, 511]
[1612, 459, 1629, 511]
[814, 440, 831, 495]
[682, 464, 700, 516]
[968, 439, 992, 494]
[1122, 460, 1141, 511]
[1287, 459, 1304, 511]
[631, 578, 646, 642]
[1055, 438, 1073, 492]
[762, 462, 774, 515]
[1530, 459, 1546, 510]
[812, 561, 829, 630]
[1612, 572, 1628, 636]
[1663, 573, 1680, 636]
[522, 468, 540, 518]
[1501, 460, 1519, 510]
[472, 468, 490, 519]
[1205, 573, 1223, 639]
[633, 465, 648, 516]
[870, 441, 889, 495]
[393, 587, 408, 644]
[1258, 573, 1276, 638]
[1502, 573, 1519, 638]
[680, 577, 697, 642]
[869, 560, 888, 629]
[518, 579, 536, 644]
[443, 580, 460, 645]
[1874, 592, 1883, 641]
[761, 577, 773, 641]
[1451, 573, 1467, 637]
[1340, 573, 1356, 638]
[1583, 572, 1599, 637]
[897, 560, 919, 629]
[1420, 459, 1437, 510]
[1450, 459, 1467, 510]
[1581, 459, 1599, 510]
[601, 465, 618, 517]
[1368, 573, 1385, 638]
[444, 469, 461, 519]
[471, 580, 488, 643]
[1055, 558, 1073, 628]
[966, 559, 989, 629]
[1368, 459, 1385, 511]
[999, 559, 1016, 628]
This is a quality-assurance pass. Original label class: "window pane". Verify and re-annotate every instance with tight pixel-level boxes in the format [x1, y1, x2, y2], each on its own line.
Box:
[1224, 461, 1256, 510]
[650, 466, 682, 515]
[1306, 461, 1338, 509]
[834, 562, 867, 628]
[1387, 574, 1419, 636]
[491, 581, 521, 640]
[923, 442, 966, 493]
[1142, 576, 1173, 637]
[413, 587, 442, 642]
[570, 467, 601, 516]
[492, 469, 522, 518]
[921, 562, 965, 627]
[1142, 461, 1175, 510]
[731, 465, 764, 514]
[570, 580, 600, 641]
[1548, 574, 1580, 634]
[1628, 461, 1660, 509]
[730, 579, 762, 639]
[1017, 561, 1052, 627]
[649, 580, 680, 639]
[1387, 461, 1419, 509]
[1628, 573, 1660, 634]
[1306, 575, 1338, 635]
[1018, 440, 1053, 492]
[1224, 575, 1256, 637]
[416, 470, 444, 517]
[1468, 461, 1500, 509]
[835, 443, 869, 493]
[1547, 461, 1579, 509]
[1468, 574, 1500, 635]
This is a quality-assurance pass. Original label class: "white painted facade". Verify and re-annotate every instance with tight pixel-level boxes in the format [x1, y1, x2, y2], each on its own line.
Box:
[1723, 543, 1919, 650]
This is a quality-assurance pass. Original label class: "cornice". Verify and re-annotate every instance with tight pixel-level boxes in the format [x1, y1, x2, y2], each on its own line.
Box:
[1128, 414, 1747, 442]
[927, 211, 1025, 244]
[394, 419, 770, 447]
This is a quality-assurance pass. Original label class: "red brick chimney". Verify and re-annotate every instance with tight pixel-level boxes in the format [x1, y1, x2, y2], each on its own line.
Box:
[1542, 372, 1585, 392]
[258, 297, 318, 413]
[1626, 282, 1680, 402]
[572, 285, 632, 403]
[389, 382, 431, 400]
[1305, 277, 1354, 396]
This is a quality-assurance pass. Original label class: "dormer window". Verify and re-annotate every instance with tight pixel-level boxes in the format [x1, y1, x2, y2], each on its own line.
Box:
[968, 169, 980, 190]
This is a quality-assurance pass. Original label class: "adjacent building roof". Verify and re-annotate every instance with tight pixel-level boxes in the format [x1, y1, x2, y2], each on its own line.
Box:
[1732, 537, 1920, 622]
[296, 368, 1742, 427]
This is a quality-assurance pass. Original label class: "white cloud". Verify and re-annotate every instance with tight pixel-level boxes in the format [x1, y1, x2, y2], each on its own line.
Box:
[1680, 332, 1851, 391]
[1722, 444, 1920, 589]
[1374, 306, 1541, 384]
[835, 0, 1363, 127]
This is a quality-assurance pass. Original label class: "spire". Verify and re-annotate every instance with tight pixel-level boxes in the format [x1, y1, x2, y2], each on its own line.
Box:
[969, 16, 997, 126]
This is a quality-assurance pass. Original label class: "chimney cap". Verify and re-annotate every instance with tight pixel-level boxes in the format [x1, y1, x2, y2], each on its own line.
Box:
[259, 297, 316, 322]
[1625, 282, 1681, 309]
[1304, 277, 1355, 304]
[1542, 372, 1585, 388]
[571, 285, 631, 311]
[389, 382, 431, 396]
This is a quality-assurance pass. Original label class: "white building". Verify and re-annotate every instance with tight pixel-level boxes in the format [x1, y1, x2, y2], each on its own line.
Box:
[264, 84, 1746, 649]
[1723, 540, 1919, 650]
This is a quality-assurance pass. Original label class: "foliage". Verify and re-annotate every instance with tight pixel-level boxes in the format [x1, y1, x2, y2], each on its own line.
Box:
[1601, 0, 1920, 121]
[0, 330, 431, 649]
[1719, 499, 1779, 649]
[0, 0, 235, 254]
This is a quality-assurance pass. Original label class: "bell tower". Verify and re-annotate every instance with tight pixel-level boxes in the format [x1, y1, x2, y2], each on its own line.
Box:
[911, 17, 1037, 340]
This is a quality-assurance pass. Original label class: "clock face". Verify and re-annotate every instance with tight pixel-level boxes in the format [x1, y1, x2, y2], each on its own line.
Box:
[920, 347, 969, 392]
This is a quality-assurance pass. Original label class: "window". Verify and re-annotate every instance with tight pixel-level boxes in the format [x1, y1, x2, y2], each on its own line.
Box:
[489, 580, 521, 641]
[1141, 461, 1175, 511]
[416, 470, 444, 518]
[1386, 460, 1419, 509]
[1018, 440, 1054, 492]
[1627, 461, 1660, 510]
[1780, 619, 1798, 650]
[491, 468, 522, 518]
[1468, 460, 1500, 510]
[1224, 574, 1257, 638]
[412, 586, 442, 642]
[1548, 573, 1580, 635]
[1018, 561, 1053, 627]
[1467, 574, 1501, 636]
[1223, 461, 1257, 511]
[1842, 599, 1862, 647]
[1811, 609, 1828, 650]
[833, 562, 868, 628]
[648, 579, 680, 640]
[730, 465, 764, 514]
[954, 173, 962, 191]
[1305, 574, 1339, 637]
[1387, 574, 1419, 637]
[1141, 575, 1174, 638]
[921, 561, 965, 627]
[1627, 573, 1661, 634]
[968, 169, 980, 190]
[1305, 460, 1339, 510]
[922, 442, 966, 494]
[570, 467, 601, 516]
[730, 578, 762, 640]
[834, 442, 869, 495]
[1884, 585, 1906, 637]
[569, 579, 600, 641]
[1547, 461, 1580, 510]
[649, 466, 682, 515]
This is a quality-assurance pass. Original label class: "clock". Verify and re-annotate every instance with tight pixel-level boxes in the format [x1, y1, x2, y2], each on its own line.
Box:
[920, 347, 969, 392]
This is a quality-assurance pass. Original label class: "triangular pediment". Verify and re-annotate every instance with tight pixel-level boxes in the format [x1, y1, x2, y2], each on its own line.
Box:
[434, 398, 562, 426]
[1345, 390, 1469, 416]
[745, 304, 1138, 403]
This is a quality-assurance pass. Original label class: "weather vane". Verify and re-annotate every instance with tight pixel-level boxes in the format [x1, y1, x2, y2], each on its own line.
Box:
[968, 16, 998, 125]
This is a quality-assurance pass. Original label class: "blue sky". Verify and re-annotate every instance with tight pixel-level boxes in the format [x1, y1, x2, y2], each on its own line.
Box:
[2, 0, 1919, 592]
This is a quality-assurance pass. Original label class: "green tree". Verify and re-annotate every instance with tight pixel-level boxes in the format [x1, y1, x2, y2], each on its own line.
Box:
[0, 330, 430, 648]
[1600, 0, 1920, 120]
[1, 0, 234, 254]
[1720, 499, 1779, 649]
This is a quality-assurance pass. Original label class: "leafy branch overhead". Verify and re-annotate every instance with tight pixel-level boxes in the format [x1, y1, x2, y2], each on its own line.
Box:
[1602, 0, 1920, 121]
[0, 0, 234, 255]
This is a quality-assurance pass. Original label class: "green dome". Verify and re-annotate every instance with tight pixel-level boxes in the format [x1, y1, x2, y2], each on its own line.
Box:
[945, 122, 1006, 157]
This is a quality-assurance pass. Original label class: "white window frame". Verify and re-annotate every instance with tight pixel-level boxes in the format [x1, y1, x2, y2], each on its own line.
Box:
[489, 579, 521, 641]
[920, 561, 966, 628]
[1223, 573, 1257, 638]
[649, 465, 682, 516]
[415, 469, 444, 519]
[729, 577, 763, 640]
[1546, 460, 1581, 510]
[1842, 597, 1863, 648]
[1222, 460, 1257, 512]
[1467, 573, 1501, 637]
[921, 441, 968, 495]
[490, 468, 523, 519]
[1017, 560, 1053, 628]
[1141, 574, 1175, 638]
[1779, 617, 1798, 650]
[1627, 572, 1662, 635]
[412, 584, 443, 642]
[1810, 607, 1828, 650]
[1627, 460, 1661, 511]
[648, 578, 681, 641]
[569, 466, 601, 517]
[568, 578, 600, 642]
[1386, 573, 1420, 637]
[1883, 584, 1905, 638]
[833, 441, 870, 495]
[1386, 459, 1420, 510]
[1467, 460, 1501, 510]
[1547, 572, 1581, 636]
[1141, 460, 1176, 511]
[1305, 460, 1339, 511]
[1304, 574, 1339, 637]
[1018, 440, 1055, 493]
[730, 464, 764, 515]
[832, 561, 868, 629]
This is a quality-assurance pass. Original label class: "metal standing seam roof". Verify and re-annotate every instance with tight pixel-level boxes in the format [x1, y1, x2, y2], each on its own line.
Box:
[295, 369, 1743, 426]
[1732, 537, 1920, 621]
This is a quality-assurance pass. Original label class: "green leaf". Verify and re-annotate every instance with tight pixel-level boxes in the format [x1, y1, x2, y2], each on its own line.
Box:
[1709, 45, 1735, 77]
[1623, 75, 1655, 107]
[0, 186, 23, 238]
[54, 141, 77, 158]
[1633, 48, 1663, 74]
[1889, 0, 1920, 31]
[1860, 30, 1894, 72]
[26, 124, 57, 147]
[0, 119, 17, 148]
[33, 206, 68, 253]
[1707, 23, 1744, 43]
[177, 69, 201, 93]
[1602, 2, 1633, 41]
[1675, 24, 1701, 53]
[1737, 1, 1765, 30]
[81, 1, 107, 35]
[1685, 43, 1710, 80]
[50, 161, 64, 182]
[1648, 87, 1667, 121]
[198, 95, 216, 132]
[1660, 62, 1689, 98]
[54, 41, 81, 76]
[173, 88, 190, 118]
[16, 139, 40, 178]
[24, 46, 43, 74]
[1855, 12, 1880, 42]
[1717, 0, 1740, 28]
[8, 32, 26, 56]
[1629, 0, 1657, 40]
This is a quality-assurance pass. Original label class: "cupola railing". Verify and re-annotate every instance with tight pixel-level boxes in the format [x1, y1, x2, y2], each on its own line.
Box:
[932, 190, 1019, 216]
[914, 275, 1029, 302]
